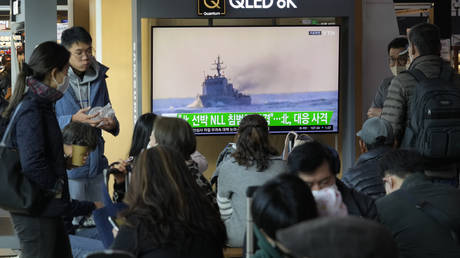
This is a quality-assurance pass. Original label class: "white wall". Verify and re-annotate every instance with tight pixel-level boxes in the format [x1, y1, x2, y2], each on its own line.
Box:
[362, 0, 400, 121]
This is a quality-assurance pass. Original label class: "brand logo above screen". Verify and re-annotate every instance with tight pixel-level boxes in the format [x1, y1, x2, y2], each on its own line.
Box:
[198, 0, 226, 16]
[230, 0, 298, 9]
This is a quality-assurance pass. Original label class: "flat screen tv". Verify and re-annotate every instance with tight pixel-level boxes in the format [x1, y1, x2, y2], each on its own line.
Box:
[151, 26, 340, 135]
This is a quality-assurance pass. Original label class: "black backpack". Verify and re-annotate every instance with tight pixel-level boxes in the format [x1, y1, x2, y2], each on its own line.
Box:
[400, 64, 460, 159]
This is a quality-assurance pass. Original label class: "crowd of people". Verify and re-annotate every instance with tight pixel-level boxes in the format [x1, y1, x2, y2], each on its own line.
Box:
[0, 22, 459, 258]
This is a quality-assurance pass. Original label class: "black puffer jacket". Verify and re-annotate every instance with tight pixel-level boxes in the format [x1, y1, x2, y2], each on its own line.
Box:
[342, 146, 393, 200]
[336, 179, 377, 219]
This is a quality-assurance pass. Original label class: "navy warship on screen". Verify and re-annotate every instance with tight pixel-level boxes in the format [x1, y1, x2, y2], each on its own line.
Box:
[198, 56, 251, 107]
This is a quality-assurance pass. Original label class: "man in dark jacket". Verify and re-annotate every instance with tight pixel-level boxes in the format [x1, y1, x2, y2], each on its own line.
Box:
[381, 23, 460, 183]
[288, 141, 377, 219]
[342, 117, 394, 199]
[376, 150, 460, 258]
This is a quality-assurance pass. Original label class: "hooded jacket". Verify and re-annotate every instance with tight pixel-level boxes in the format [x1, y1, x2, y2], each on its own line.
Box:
[55, 58, 119, 179]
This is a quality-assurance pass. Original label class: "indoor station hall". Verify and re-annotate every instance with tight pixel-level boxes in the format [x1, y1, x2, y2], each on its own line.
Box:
[0, 0, 460, 258]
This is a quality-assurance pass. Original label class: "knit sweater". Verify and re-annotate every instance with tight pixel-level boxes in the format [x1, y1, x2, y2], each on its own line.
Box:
[216, 156, 286, 247]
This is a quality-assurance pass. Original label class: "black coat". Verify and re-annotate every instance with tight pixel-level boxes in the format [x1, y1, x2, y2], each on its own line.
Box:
[10, 90, 94, 217]
[112, 219, 224, 258]
[342, 146, 392, 199]
[336, 179, 377, 219]
[376, 173, 460, 258]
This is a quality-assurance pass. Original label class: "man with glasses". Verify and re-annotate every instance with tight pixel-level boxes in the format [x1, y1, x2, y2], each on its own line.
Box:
[56, 27, 119, 219]
[376, 150, 460, 258]
[368, 37, 409, 118]
[287, 141, 377, 219]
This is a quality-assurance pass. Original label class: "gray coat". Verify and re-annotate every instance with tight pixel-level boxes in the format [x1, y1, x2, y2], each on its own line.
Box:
[381, 55, 460, 141]
[216, 156, 286, 247]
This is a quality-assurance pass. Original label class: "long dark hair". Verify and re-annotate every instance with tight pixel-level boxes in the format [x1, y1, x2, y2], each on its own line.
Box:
[128, 113, 157, 158]
[153, 117, 196, 160]
[2, 41, 70, 118]
[122, 146, 227, 252]
[233, 114, 278, 171]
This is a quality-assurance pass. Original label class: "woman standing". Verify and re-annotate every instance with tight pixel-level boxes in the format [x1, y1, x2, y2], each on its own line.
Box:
[2, 41, 99, 258]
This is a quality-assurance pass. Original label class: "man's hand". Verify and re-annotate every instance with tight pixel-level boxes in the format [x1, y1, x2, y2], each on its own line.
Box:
[94, 201, 104, 210]
[367, 107, 382, 118]
[97, 117, 116, 132]
[72, 107, 102, 127]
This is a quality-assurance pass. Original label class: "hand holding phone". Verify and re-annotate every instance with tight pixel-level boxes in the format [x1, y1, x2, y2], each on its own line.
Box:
[108, 216, 119, 231]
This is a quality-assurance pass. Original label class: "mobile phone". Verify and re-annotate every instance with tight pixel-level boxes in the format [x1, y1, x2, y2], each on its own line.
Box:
[108, 216, 120, 231]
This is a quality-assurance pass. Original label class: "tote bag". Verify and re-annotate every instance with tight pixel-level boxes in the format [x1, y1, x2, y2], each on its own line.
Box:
[0, 103, 43, 215]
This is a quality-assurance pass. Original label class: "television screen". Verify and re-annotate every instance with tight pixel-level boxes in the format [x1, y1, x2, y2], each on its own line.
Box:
[152, 26, 340, 135]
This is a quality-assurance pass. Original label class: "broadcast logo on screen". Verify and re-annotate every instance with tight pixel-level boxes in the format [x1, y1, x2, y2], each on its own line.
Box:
[198, 0, 226, 16]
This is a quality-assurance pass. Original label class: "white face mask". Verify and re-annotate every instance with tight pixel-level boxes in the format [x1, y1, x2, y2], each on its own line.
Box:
[390, 65, 407, 76]
[53, 75, 70, 93]
[312, 184, 348, 217]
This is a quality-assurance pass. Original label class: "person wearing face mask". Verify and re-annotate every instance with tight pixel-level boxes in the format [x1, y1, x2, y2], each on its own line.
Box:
[376, 150, 460, 258]
[1, 41, 103, 258]
[367, 37, 409, 118]
[55, 27, 120, 211]
[381, 23, 460, 185]
[287, 141, 377, 219]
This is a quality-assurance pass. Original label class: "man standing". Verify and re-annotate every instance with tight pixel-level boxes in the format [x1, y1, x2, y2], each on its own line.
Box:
[376, 150, 460, 258]
[367, 37, 409, 118]
[342, 117, 394, 199]
[56, 27, 119, 205]
[381, 23, 460, 185]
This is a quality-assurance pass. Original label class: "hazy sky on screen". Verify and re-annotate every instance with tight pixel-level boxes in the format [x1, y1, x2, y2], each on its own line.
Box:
[152, 26, 339, 99]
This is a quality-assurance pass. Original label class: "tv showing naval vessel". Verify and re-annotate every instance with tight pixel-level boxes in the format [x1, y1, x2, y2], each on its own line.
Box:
[198, 56, 251, 107]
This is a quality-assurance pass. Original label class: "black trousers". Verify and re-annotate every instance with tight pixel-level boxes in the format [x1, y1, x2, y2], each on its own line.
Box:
[10, 213, 72, 258]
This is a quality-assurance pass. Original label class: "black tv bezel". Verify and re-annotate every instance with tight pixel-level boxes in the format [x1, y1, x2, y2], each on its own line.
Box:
[150, 23, 341, 136]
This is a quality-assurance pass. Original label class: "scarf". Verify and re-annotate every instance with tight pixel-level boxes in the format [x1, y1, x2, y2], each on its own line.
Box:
[27, 77, 63, 102]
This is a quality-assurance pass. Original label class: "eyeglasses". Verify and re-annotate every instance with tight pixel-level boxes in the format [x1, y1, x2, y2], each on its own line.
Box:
[71, 47, 93, 59]
[389, 54, 408, 66]
[389, 49, 409, 66]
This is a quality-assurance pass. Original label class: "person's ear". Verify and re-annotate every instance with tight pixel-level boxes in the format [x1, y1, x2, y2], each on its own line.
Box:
[358, 139, 367, 153]
[410, 42, 417, 56]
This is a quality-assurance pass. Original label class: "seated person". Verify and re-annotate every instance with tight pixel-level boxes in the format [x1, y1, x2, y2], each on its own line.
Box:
[376, 150, 460, 258]
[147, 117, 216, 208]
[111, 146, 227, 258]
[95, 113, 157, 248]
[251, 174, 318, 258]
[277, 216, 398, 258]
[342, 117, 394, 199]
[287, 141, 377, 219]
[62, 121, 98, 169]
[216, 114, 286, 247]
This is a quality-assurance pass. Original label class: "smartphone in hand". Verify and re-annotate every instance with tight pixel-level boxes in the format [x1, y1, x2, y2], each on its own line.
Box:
[108, 216, 120, 231]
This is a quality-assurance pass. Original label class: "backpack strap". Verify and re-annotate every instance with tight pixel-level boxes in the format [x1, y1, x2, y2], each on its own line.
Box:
[400, 189, 459, 244]
[405, 69, 428, 82]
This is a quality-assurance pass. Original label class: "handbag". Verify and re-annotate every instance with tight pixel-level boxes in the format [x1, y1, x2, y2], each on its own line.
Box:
[0, 103, 43, 215]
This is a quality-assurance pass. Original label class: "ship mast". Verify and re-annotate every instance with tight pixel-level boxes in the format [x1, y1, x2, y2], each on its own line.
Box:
[213, 56, 225, 77]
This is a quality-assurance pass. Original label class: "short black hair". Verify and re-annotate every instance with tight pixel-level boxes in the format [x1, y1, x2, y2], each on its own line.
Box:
[387, 37, 408, 54]
[408, 23, 441, 56]
[61, 26, 92, 49]
[287, 141, 340, 175]
[62, 122, 98, 150]
[251, 174, 318, 239]
[379, 150, 423, 178]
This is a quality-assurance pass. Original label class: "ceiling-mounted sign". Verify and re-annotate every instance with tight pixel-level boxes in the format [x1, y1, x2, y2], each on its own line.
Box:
[230, 0, 297, 9]
[198, 0, 227, 16]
